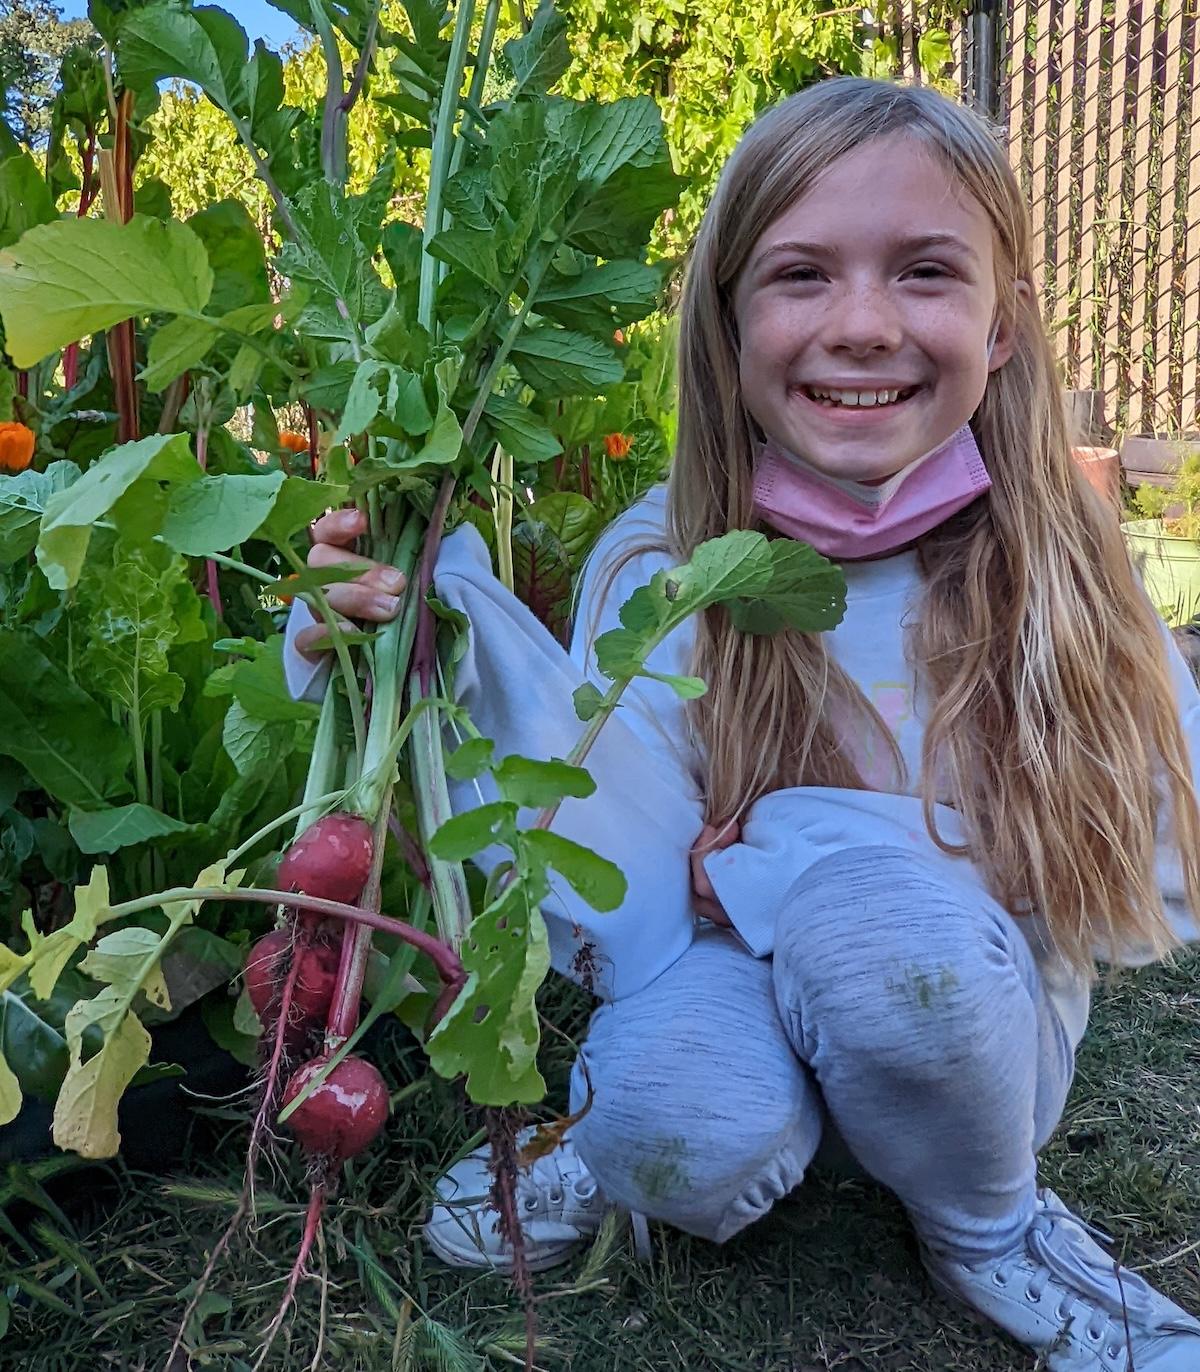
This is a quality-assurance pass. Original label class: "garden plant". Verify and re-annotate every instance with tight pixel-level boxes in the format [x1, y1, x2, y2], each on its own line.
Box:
[0, 0, 866, 1361]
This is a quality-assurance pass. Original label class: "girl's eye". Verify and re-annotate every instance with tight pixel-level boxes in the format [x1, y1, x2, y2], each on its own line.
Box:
[905, 263, 951, 280]
[780, 266, 824, 284]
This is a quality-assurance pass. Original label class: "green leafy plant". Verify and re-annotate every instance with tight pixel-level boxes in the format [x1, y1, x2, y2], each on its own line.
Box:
[0, 0, 849, 1360]
[1128, 452, 1200, 540]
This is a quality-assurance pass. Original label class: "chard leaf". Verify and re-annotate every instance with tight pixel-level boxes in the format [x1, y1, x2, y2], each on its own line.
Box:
[68, 803, 195, 856]
[162, 928, 242, 1024]
[36, 432, 199, 590]
[512, 519, 573, 641]
[222, 699, 293, 776]
[567, 158, 685, 261]
[553, 96, 666, 187]
[0, 462, 80, 565]
[161, 470, 288, 555]
[79, 542, 192, 719]
[0, 630, 131, 807]
[0, 216, 213, 368]
[524, 491, 600, 561]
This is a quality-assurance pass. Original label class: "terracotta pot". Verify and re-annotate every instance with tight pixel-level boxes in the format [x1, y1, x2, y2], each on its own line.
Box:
[1072, 445, 1120, 504]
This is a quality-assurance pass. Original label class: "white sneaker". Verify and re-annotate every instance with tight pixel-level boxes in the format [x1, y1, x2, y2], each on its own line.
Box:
[423, 1127, 610, 1273]
[922, 1187, 1200, 1370]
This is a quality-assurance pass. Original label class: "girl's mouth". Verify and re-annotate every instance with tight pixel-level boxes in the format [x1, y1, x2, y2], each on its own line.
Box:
[799, 384, 921, 409]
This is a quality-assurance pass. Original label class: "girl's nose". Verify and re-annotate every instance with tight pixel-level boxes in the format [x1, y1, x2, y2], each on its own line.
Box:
[824, 282, 903, 355]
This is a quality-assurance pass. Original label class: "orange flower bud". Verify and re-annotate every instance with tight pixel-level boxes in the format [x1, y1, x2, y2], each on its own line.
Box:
[603, 432, 633, 461]
[278, 430, 310, 455]
[0, 422, 35, 473]
[278, 573, 300, 606]
[613, 328, 626, 346]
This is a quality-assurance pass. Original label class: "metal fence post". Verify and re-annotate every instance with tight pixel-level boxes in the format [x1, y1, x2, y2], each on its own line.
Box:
[964, 0, 1004, 119]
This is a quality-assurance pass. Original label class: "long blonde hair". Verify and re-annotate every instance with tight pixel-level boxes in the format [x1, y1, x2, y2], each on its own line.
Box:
[667, 76, 1200, 977]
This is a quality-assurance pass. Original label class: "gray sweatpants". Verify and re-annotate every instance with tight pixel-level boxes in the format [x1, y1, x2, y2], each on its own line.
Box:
[568, 846, 1076, 1262]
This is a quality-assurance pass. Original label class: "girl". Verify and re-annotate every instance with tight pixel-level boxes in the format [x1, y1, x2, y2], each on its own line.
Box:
[287, 77, 1200, 1370]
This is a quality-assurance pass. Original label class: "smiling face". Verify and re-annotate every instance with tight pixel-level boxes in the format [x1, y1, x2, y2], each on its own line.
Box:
[732, 135, 1016, 485]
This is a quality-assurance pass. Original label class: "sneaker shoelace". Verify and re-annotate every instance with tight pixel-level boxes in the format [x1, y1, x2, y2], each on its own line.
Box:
[998, 1199, 1189, 1358]
[513, 1142, 652, 1261]
[515, 1141, 599, 1220]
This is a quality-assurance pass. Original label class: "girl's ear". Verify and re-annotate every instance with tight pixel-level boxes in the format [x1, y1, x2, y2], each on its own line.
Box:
[987, 278, 1033, 372]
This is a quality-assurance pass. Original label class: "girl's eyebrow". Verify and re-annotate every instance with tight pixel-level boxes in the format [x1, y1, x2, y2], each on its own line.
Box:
[751, 231, 979, 271]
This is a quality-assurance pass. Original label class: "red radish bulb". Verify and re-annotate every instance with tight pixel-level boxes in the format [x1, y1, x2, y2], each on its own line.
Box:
[277, 813, 374, 905]
[244, 930, 341, 1026]
[281, 1055, 389, 1162]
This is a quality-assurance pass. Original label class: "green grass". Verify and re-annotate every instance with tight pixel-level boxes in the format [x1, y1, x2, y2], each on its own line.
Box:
[3, 950, 1200, 1372]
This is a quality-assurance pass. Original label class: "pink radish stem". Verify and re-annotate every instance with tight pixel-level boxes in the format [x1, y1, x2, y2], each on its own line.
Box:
[111, 884, 465, 993]
[412, 472, 456, 692]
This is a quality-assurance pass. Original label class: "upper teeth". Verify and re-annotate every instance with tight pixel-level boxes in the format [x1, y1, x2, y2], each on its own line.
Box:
[807, 387, 904, 406]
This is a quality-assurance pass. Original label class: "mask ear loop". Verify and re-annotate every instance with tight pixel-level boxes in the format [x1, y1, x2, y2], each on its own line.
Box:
[985, 317, 1002, 362]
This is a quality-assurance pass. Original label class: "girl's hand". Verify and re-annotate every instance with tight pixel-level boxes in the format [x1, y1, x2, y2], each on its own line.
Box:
[690, 819, 741, 927]
[293, 508, 407, 658]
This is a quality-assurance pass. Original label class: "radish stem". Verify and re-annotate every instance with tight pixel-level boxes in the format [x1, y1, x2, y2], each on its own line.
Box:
[107, 885, 466, 992]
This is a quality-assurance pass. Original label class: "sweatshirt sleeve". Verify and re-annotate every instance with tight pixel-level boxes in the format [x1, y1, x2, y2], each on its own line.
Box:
[431, 509, 705, 1001]
[282, 598, 333, 704]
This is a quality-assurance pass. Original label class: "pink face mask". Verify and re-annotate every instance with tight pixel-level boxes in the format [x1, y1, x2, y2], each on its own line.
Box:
[751, 422, 992, 559]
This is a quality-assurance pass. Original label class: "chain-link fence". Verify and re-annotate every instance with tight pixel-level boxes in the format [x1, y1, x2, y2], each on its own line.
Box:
[891, 1, 1198, 441]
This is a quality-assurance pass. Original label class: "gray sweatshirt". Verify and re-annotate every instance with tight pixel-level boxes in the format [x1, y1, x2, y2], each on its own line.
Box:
[284, 484, 1200, 1045]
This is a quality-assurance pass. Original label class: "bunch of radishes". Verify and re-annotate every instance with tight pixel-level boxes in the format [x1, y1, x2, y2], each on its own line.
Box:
[240, 812, 389, 1352]
[245, 811, 389, 1167]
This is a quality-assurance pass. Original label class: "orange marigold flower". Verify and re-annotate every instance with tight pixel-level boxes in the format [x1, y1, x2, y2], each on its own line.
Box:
[0, 422, 35, 473]
[603, 432, 633, 461]
[278, 430, 310, 455]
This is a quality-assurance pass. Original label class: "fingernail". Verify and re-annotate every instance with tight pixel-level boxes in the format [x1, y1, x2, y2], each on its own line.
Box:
[373, 594, 400, 615]
[381, 569, 406, 593]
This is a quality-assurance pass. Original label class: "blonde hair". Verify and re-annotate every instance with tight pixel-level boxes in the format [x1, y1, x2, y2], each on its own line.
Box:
[662, 75, 1200, 977]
